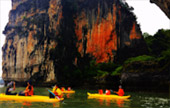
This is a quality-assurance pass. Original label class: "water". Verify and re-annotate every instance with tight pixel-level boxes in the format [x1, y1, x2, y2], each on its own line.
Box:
[0, 87, 169, 108]
[0, 78, 4, 88]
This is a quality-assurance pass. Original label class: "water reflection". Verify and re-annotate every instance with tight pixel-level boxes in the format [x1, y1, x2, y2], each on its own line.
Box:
[169, 84, 170, 107]
[116, 99, 125, 107]
[21, 102, 32, 108]
[0, 100, 61, 108]
[62, 93, 74, 99]
[140, 96, 170, 108]
[52, 102, 60, 108]
[88, 96, 130, 107]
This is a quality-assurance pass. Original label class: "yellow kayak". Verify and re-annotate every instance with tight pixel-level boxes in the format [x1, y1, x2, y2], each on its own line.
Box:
[87, 92, 130, 99]
[0, 93, 64, 103]
[62, 90, 75, 94]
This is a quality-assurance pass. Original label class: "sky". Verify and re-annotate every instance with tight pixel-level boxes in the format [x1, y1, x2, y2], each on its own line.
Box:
[0, 0, 169, 77]
[0, 0, 12, 77]
[126, 0, 169, 35]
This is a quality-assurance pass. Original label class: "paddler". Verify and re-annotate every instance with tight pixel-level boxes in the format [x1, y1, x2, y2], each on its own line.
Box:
[67, 87, 71, 91]
[61, 87, 66, 91]
[98, 89, 103, 94]
[49, 84, 62, 98]
[105, 89, 111, 95]
[114, 85, 124, 96]
[19, 80, 34, 96]
[5, 81, 17, 95]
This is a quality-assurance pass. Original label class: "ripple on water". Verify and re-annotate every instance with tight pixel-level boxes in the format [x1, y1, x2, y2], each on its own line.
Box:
[139, 96, 170, 108]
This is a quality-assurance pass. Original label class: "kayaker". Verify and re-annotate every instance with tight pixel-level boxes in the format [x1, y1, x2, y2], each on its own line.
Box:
[5, 81, 17, 95]
[67, 87, 71, 91]
[105, 89, 111, 95]
[49, 85, 62, 98]
[61, 87, 65, 91]
[114, 85, 125, 96]
[98, 89, 103, 94]
[19, 80, 34, 96]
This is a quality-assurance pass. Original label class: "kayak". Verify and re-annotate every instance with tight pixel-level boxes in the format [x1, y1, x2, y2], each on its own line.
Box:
[62, 90, 75, 94]
[87, 92, 130, 99]
[0, 93, 64, 103]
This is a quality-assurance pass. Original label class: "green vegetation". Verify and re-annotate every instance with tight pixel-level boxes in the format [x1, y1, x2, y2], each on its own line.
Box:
[111, 66, 122, 76]
[144, 29, 170, 56]
[125, 29, 170, 64]
[80, 61, 118, 79]
[124, 55, 155, 64]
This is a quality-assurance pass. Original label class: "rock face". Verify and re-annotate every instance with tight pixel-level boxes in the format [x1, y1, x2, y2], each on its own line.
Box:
[121, 61, 170, 92]
[2, 0, 147, 84]
[150, 0, 170, 19]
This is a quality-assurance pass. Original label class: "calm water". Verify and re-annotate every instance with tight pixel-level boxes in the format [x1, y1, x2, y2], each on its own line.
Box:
[0, 87, 169, 108]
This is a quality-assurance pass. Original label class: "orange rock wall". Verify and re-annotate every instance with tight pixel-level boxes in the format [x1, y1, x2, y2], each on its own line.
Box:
[74, 2, 142, 63]
[75, 5, 118, 63]
[2, 0, 145, 83]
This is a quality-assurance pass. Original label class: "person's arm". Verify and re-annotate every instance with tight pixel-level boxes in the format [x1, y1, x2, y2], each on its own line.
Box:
[114, 91, 118, 94]
[114, 89, 121, 95]
[23, 86, 31, 93]
[23, 89, 29, 93]
[13, 82, 15, 90]
[8, 88, 14, 92]
[8, 82, 16, 92]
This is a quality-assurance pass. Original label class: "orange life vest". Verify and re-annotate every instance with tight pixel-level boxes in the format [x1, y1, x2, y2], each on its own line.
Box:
[61, 87, 65, 91]
[105, 89, 111, 95]
[98, 89, 103, 94]
[117, 88, 124, 96]
[25, 85, 34, 96]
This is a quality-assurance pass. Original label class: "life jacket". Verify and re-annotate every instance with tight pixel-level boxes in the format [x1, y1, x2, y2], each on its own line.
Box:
[53, 86, 58, 96]
[56, 88, 62, 96]
[25, 85, 34, 96]
[98, 89, 103, 94]
[61, 87, 65, 91]
[105, 89, 111, 95]
[117, 88, 124, 96]
[53, 87, 62, 96]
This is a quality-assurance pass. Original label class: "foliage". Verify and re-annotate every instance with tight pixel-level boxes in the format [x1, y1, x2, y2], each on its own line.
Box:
[77, 60, 119, 82]
[161, 49, 170, 59]
[157, 49, 170, 62]
[143, 32, 152, 38]
[111, 66, 122, 76]
[96, 70, 109, 78]
[124, 55, 155, 64]
[144, 29, 170, 56]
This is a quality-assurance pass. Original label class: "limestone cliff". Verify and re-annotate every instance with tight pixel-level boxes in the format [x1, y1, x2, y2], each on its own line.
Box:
[150, 0, 170, 19]
[2, 0, 147, 84]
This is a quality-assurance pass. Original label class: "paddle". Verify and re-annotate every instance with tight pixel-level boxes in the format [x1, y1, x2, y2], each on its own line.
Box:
[110, 89, 118, 94]
[46, 88, 61, 100]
